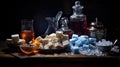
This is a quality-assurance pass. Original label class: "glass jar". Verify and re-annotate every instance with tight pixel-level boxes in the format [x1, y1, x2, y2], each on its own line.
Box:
[69, 1, 88, 36]
[58, 17, 74, 39]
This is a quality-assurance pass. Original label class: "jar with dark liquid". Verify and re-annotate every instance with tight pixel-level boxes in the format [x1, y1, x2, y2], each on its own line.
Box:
[21, 19, 34, 43]
[70, 1, 88, 36]
[58, 17, 74, 39]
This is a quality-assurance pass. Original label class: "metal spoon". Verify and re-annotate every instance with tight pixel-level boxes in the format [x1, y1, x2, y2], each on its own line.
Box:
[113, 39, 118, 45]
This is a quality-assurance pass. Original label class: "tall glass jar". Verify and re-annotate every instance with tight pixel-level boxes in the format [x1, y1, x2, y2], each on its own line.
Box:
[69, 1, 88, 36]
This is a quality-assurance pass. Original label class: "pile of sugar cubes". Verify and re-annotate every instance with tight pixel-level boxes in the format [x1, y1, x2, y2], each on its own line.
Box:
[69, 34, 114, 56]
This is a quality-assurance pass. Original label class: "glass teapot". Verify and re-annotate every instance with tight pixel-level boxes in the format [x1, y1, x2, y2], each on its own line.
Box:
[43, 11, 63, 37]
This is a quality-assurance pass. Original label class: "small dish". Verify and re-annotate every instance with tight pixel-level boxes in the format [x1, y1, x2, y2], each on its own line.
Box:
[97, 45, 113, 52]
[38, 45, 69, 54]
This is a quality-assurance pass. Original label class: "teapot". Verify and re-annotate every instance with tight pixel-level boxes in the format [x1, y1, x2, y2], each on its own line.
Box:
[43, 11, 63, 37]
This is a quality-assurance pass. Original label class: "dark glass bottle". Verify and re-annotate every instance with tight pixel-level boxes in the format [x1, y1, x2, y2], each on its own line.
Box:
[95, 17, 107, 40]
[69, 1, 88, 36]
[58, 17, 74, 39]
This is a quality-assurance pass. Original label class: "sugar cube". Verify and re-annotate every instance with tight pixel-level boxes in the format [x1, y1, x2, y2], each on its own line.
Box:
[11, 34, 19, 43]
[75, 40, 83, 47]
[89, 38, 96, 43]
[6, 39, 13, 44]
[71, 46, 79, 54]
[69, 38, 78, 45]
[72, 34, 79, 38]
[82, 44, 89, 49]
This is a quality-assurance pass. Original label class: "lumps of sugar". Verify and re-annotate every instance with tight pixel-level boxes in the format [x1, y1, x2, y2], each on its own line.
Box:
[72, 34, 79, 38]
[11, 34, 19, 43]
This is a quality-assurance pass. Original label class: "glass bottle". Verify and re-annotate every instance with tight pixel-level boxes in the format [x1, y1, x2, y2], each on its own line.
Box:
[58, 17, 74, 39]
[69, 1, 88, 36]
[95, 17, 107, 40]
[88, 22, 97, 38]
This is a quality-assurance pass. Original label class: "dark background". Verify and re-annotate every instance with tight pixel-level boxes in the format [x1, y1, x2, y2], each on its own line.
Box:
[0, 0, 119, 41]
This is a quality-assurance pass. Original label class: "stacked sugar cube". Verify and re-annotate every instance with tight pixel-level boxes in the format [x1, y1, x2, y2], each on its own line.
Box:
[69, 34, 97, 54]
[6, 34, 25, 45]
[69, 34, 116, 56]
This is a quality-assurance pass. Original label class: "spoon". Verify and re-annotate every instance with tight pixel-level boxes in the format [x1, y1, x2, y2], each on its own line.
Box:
[113, 39, 118, 45]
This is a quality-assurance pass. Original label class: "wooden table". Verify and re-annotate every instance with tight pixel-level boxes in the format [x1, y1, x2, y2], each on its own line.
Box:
[0, 41, 120, 67]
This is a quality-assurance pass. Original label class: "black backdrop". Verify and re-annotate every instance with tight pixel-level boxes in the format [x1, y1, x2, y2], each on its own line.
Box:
[1, 0, 119, 40]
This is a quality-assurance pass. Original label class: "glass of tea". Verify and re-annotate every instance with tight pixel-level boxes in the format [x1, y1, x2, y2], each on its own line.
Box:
[21, 19, 34, 43]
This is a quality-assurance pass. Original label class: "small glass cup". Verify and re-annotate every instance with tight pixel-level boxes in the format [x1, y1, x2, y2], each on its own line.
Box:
[21, 19, 34, 43]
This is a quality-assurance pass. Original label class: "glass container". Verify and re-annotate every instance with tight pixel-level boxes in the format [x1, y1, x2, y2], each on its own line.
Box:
[70, 1, 88, 36]
[58, 17, 74, 39]
[21, 19, 34, 43]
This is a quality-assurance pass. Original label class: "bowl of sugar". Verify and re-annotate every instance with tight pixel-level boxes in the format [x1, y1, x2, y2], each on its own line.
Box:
[96, 39, 113, 52]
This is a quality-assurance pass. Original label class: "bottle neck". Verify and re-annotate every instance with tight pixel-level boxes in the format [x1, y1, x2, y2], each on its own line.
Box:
[73, 9, 82, 15]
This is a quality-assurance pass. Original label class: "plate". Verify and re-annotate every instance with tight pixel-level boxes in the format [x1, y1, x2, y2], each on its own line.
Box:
[38, 45, 70, 54]
[7, 43, 70, 54]
[6, 43, 21, 52]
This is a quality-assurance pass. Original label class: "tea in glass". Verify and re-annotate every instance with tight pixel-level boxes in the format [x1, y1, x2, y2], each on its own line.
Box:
[21, 19, 34, 43]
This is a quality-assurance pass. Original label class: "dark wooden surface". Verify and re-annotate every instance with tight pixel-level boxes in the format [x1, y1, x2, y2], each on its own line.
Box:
[0, 41, 120, 67]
